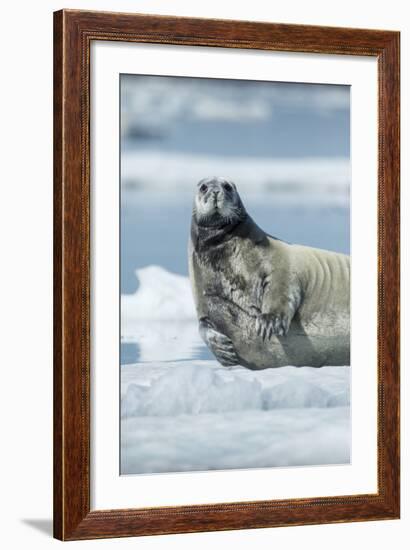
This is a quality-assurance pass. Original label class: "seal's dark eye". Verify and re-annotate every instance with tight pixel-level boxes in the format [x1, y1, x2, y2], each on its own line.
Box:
[223, 183, 232, 192]
[199, 184, 208, 193]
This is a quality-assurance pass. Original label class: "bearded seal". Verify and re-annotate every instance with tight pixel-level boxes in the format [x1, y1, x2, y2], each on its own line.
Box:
[188, 176, 350, 370]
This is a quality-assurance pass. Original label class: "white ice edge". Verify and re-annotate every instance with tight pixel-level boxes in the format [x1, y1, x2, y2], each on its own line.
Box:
[122, 151, 350, 204]
[121, 361, 350, 417]
[121, 265, 196, 321]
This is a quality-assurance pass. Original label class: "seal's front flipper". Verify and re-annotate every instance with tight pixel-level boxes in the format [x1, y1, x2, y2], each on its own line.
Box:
[199, 317, 239, 366]
[257, 277, 301, 339]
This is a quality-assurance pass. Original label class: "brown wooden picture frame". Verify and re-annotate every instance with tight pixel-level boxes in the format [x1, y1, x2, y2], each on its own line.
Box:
[54, 9, 400, 541]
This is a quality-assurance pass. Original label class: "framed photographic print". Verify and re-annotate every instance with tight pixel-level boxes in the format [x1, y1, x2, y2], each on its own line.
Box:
[53, 9, 400, 540]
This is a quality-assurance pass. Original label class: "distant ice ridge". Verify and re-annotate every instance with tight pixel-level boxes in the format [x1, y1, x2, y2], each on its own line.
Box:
[121, 362, 350, 418]
[122, 151, 350, 205]
[121, 75, 350, 129]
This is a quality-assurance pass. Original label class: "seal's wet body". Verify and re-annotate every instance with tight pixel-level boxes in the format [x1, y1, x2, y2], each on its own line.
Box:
[189, 177, 350, 370]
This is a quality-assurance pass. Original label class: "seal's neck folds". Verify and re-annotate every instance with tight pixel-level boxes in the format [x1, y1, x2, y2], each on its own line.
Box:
[191, 212, 270, 255]
[191, 214, 247, 252]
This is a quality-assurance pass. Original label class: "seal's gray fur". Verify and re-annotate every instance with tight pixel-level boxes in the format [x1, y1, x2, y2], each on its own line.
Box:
[189, 177, 350, 370]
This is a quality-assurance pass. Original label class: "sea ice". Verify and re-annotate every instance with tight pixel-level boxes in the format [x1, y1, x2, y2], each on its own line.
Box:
[120, 267, 351, 475]
[121, 361, 350, 474]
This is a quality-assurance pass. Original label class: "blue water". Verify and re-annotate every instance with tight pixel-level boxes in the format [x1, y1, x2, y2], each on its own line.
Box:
[124, 112, 350, 159]
[121, 191, 350, 294]
[121, 76, 350, 159]
[120, 191, 349, 365]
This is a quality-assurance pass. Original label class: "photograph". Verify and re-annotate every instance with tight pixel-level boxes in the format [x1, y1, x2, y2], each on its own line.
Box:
[120, 74, 351, 475]
[51, 7, 400, 541]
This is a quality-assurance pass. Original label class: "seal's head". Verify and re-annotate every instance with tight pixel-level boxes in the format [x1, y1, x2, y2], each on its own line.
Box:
[193, 177, 246, 227]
